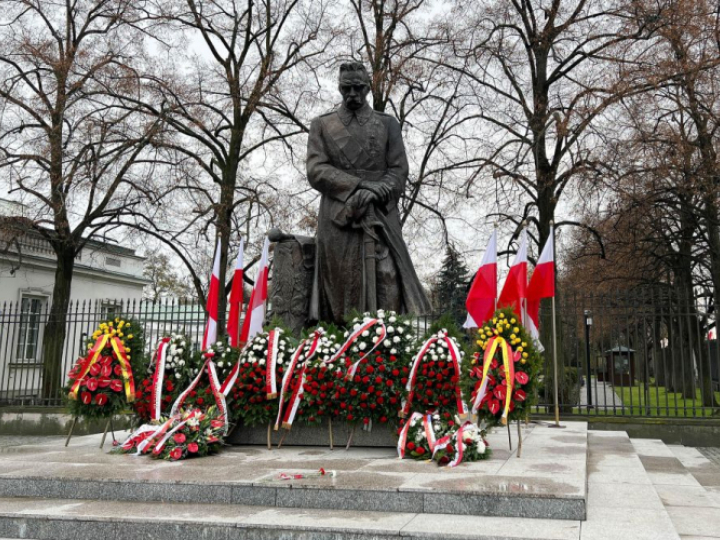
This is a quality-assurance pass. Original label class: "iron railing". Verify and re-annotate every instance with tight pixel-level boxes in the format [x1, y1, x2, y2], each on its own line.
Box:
[0, 288, 718, 416]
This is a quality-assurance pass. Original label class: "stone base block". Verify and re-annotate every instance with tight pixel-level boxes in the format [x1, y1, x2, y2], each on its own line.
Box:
[229, 421, 398, 447]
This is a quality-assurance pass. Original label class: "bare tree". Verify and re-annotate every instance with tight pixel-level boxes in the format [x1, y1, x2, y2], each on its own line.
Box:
[0, 0, 164, 400]
[119, 0, 332, 328]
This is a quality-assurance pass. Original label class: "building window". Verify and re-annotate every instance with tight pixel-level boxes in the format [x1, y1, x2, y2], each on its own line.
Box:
[101, 302, 119, 320]
[105, 257, 122, 267]
[16, 296, 46, 362]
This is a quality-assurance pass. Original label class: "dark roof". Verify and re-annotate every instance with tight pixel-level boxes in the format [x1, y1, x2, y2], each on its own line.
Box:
[605, 346, 635, 354]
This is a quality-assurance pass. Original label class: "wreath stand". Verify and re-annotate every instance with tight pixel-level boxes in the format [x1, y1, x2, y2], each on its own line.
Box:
[64, 417, 116, 449]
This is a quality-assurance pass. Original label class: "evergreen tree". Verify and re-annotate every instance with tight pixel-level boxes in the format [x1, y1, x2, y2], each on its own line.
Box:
[433, 244, 470, 324]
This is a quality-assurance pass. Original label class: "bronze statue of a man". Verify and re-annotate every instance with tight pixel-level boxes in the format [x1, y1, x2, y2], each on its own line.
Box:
[307, 62, 431, 324]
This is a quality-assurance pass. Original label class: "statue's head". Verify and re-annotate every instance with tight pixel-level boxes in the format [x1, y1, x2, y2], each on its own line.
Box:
[338, 62, 370, 111]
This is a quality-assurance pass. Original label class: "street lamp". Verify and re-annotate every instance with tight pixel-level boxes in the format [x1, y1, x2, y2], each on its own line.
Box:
[584, 310, 593, 409]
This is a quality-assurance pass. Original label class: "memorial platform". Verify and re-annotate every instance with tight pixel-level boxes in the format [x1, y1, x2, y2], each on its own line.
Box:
[1, 421, 698, 539]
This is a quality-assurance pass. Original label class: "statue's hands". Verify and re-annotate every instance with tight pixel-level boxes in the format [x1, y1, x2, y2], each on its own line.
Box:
[348, 188, 377, 209]
[359, 180, 392, 202]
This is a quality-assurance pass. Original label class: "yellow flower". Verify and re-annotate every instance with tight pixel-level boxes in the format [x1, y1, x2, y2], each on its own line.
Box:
[492, 318, 497, 324]
[522, 352, 528, 359]
[522, 342, 527, 347]
[493, 328, 499, 335]
[127, 334, 133, 339]
[510, 318, 516, 324]
[127, 355, 131, 359]
[517, 346, 524, 352]
[510, 334, 516, 340]
[499, 313, 506, 319]
[476, 340, 482, 346]
[87, 344, 92, 350]
[471, 358, 477, 365]
[514, 327, 520, 333]
[118, 331, 124, 337]
[108, 321, 113, 327]
[521, 359, 526, 364]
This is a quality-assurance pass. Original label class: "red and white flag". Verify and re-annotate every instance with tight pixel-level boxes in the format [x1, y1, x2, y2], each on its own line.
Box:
[463, 230, 497, 328]
[498, 227, 528, 323]
[239, 237, 269, 345]
[202, 241, 222, 350]
[226, 240, 245, 347]
[527, 226, 555, 346]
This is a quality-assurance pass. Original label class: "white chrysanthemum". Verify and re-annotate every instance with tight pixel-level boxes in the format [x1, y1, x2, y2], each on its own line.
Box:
[359, 342, 367, 351]
[362, 330, 370, 337]
[390, 348, 397, 354]
[334, 343, 340, 350]
[383, 339, 391, 347]
[397, 327, 404, 334]
[393, 336, 401, 343]
[260, 359, 266, 365]
[377, 309, 386, 318]
[389, 316, 397, 323]
[179, 360, 185, 366]
[207, 348, 214, 354]
[387, 326, 395, 333]
[175, 373, 181, 379]
[376, 327, 383, 335]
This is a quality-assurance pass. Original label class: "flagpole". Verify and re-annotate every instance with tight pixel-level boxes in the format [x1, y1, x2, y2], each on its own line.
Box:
[550, 221, 561, 427]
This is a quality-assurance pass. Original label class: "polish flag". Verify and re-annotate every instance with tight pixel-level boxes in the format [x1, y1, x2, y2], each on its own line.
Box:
[498, 228, 528, 322]
[527, 227, 555, 344]
[463, 230, 497, 328]
[226, 240, 245, 347]
[239, 237, 270, 345]
[202, 241, 222, 350]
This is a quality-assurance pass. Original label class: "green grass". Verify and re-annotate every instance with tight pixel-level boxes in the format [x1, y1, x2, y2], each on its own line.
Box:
[611, 384, 720, 417]
[532, 380, 720, 418]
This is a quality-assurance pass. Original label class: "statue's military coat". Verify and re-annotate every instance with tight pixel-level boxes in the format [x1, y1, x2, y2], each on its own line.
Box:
[307, 103, 431, 323]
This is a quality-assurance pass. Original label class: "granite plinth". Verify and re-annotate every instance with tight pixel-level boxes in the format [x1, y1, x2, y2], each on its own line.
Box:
[229, 421, 398, 447]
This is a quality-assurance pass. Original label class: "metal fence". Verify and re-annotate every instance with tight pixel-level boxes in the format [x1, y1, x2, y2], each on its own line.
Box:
[1, 288, 719, 416]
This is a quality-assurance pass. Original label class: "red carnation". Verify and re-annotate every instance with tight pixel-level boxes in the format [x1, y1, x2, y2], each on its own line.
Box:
[95, 393, 108, 406]
[416, 446, 425, 455]
[187, 442, 199, 453]
[211, 419, 224, 429]
[174, 433, 186, 444]
[170, 447, 183, 460]
[407, 441, 416, 451]
[386, 379, 394, 387]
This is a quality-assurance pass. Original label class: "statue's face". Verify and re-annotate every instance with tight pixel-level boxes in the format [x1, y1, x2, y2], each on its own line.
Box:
[339, 75, 370, 111]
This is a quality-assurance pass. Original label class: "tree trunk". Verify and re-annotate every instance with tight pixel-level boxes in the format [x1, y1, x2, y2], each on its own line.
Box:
[41, 249, 75, 403]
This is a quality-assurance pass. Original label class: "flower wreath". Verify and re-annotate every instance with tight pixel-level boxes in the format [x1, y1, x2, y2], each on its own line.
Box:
[401, 331, 466, 418]
[64, 316, 145, 420]
[397, 412, 491, 466]
[466, 308, 541, 426]
[133, 333, 193, 423]
[296, 330, 342, 427]
[119, 406, 225, 461]
[275, 327, 337, 430]
[333, 310, 415, 429]
[227, 329, 293, 427]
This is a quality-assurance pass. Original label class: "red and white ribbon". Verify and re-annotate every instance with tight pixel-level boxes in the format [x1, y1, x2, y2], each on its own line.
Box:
[397, 412, 423, 458]
[171, 355, 228, 434]
[329, 318, 386, 379]
[274, 330, 323, 430]
[400, 332, 467, 418]
[280, 366, 306, 429]
[121, 424, 157, 452]
[134, 416, 175, 455]
[423, 414, 437, 452]
[432, 421, 472, 468]
[151, 410, 205, 455]
[150, 337, 171, 420]
[265, 329, 281, 399]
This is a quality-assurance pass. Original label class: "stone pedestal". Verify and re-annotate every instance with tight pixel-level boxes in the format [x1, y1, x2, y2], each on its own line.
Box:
[228, 421, 398, 447]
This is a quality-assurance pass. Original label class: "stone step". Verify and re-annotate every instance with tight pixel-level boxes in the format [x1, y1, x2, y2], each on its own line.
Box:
[630, 438, 720, 539]
[0, 497, 583, 540]
[0, 422, 589, 521]
[584, 431, 680, 540]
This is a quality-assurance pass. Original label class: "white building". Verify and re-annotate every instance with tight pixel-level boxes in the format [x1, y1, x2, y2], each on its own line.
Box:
[0, 199, 149, 402]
